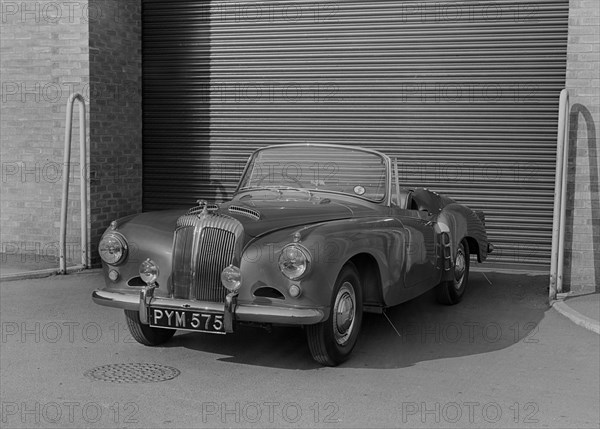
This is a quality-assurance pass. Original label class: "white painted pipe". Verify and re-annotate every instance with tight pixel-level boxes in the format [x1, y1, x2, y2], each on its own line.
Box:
[59, 93, 88, 274]
[549, 89, 570, 300]
[557, 90, 570, 294]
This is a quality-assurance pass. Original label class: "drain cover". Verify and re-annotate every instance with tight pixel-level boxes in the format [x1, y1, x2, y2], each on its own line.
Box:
[84, 363, 180, 383]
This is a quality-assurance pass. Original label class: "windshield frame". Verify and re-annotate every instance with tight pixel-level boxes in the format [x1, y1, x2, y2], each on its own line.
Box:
[235, 144, 392, 205]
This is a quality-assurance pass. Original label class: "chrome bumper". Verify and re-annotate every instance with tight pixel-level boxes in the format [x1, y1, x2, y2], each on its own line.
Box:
[92, 288, 326, 329]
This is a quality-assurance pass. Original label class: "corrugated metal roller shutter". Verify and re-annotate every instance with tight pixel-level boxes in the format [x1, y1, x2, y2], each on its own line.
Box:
[142, 0, 568, 266]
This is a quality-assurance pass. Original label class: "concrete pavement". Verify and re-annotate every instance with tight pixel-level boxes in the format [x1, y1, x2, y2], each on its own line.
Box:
[552, 292, 600, 334]
[0, 253, 84, 281]
[1, 269, 598, 428]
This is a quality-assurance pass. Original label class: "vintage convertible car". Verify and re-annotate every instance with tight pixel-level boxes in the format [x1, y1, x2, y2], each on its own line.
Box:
[93, 144, 492, 366]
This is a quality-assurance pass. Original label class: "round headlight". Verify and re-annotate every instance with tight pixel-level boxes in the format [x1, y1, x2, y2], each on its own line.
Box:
[278, 244, 311, 280]
[139, 259, 159, 285]
[98, 233, 127, 265]
[221, 265, 242, 292]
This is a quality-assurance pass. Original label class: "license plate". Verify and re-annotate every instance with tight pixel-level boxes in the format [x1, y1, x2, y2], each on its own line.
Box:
[149, 308, 225, 334]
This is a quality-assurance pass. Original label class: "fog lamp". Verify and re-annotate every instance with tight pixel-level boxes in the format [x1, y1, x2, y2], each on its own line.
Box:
[139, 258, 159, 285]
[221, 265, 242, 292]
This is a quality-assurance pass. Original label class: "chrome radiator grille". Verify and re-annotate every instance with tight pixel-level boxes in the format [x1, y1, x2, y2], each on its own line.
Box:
[172, 226, 195, 299]
[194, 227, 235, 302]
[171, 214, 242, 302]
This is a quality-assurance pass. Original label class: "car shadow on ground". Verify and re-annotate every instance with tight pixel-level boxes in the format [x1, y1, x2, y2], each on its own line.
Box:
[164, 271, 549, 370]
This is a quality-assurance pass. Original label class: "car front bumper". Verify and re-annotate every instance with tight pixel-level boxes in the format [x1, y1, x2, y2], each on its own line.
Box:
[92, 287, 327, 331]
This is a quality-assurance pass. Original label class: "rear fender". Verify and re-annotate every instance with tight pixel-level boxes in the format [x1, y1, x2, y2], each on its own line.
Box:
[437, 204, 489, 268]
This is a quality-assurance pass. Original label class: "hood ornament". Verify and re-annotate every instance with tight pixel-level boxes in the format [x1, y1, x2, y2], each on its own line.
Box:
[196, 199, 211, 218]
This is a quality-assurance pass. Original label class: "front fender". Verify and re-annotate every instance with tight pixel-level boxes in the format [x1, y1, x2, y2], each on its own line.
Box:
[98, 210, 185, 293]
[241, 217, 407, 309]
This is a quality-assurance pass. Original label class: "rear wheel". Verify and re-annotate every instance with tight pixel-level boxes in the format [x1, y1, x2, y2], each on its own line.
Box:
[436, 240, 470, 305]
[307, 264, 363, 366]
[124, 310, 176, 346]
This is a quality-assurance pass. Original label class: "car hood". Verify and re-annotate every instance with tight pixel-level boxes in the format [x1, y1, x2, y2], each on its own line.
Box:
[115, 210, 186, 244]
[115, 196, 366, 241]
[219, 197, 355, 237]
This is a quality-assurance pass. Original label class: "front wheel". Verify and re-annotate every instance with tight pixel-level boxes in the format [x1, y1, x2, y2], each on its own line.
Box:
[436, 239, 470, 305]
[306, 264, 363, 366]
[124, 310, 176, 346]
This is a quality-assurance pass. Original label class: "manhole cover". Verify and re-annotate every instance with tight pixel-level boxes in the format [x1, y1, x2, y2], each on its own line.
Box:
[84, 363, 180, 383]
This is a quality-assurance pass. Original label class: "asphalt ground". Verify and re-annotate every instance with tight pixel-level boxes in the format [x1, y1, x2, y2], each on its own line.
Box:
[1, 270, 599, 428]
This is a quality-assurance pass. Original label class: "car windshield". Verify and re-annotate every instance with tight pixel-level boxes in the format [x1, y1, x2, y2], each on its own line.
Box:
[238, 145, 388, 202]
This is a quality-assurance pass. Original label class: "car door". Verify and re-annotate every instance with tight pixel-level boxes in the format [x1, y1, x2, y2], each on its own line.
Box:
[389, 163, 440, 290]
[399, 212, 439, 289]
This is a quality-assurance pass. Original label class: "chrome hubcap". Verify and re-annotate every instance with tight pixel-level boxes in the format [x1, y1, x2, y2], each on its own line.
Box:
[454, 247, 466, 290]
[333, 282, 356, 345]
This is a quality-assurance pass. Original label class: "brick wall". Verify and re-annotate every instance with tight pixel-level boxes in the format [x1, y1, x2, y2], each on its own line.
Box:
[0, 0, 90, 268]
[564, 0, 600, 293]
[0, 0, 142, 269]
[88, 0, 142, 266]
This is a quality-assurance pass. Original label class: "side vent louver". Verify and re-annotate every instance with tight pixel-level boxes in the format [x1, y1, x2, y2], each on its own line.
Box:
[228, 206, 261, 221]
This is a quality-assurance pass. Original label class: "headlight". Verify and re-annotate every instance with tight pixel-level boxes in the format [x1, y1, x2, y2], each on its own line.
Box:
[139, 259, 159, 285]
[98, 233, 127, 265]
[221, 265, 242, 292]
[278, 244, 311, 280]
